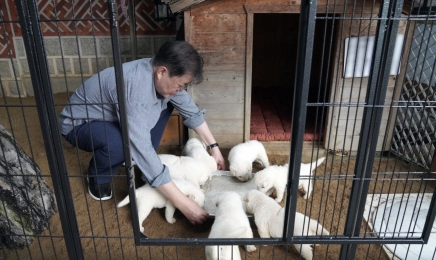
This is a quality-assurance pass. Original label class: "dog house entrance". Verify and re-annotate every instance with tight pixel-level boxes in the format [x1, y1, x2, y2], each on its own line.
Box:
[249, 13, 336, 143]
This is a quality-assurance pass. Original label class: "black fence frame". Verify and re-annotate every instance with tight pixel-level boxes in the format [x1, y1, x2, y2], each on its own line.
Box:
[13, 0, 436, 259]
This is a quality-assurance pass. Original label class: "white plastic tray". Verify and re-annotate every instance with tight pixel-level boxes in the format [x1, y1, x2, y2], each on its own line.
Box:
[202, 170, 257, 216]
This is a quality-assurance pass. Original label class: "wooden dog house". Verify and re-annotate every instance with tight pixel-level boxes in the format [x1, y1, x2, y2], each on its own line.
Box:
[170, 0, 408, 152]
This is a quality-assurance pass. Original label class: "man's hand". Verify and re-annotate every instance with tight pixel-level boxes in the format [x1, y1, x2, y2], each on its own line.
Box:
[209, 146, 225, 170]
[157, 181, 209, 225]
[176, 196, 209, 225]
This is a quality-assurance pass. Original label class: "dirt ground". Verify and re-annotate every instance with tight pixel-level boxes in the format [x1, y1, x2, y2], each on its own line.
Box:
[2, 94, 435, 260]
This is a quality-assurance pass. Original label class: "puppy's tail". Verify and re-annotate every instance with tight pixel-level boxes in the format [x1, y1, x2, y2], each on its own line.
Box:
[313, 156, 326, 168]
[117, 195, 130, 208]
[309, 219, 330, 236]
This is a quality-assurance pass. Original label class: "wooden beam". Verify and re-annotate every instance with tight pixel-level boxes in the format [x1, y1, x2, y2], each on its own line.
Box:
[169, 0, 205, 13]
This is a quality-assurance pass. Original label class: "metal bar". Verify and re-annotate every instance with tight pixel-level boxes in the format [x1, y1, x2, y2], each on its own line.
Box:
[285, 0, 319, 242]
[106, 0, 141, 245]
[339, 0, 405, 258]
[129, 0, 138, 60]
[15, 0, 84, 259]
[422, 187, 436, 242]
[136, 236, 427, 246]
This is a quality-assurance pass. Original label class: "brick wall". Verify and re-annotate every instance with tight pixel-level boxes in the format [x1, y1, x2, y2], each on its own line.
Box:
[0, 0, 178, 97]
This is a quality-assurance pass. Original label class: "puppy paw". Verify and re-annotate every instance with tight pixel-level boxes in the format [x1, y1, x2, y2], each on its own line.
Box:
[246, 245, 256, 252]
[299, 189, 308, 199]
[167, 218, 176, 224]
[275, 198, 282, 203]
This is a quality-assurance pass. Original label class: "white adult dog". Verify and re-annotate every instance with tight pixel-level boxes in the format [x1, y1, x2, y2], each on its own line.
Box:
[205, 191, 256, 260]
[158, 154, 213, 189]
[244, 190, 329, 260]
[182, 137, 217, 172]
[254, 157, 325, 201]
[228, 140, 270, 182]
[117, 178, 205, 233]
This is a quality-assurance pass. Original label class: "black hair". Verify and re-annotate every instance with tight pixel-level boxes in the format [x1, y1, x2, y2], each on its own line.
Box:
[152, 40, 204, 84]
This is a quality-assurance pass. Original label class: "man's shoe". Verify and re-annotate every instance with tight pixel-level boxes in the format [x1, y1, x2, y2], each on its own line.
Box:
[87, 178, 112, 201]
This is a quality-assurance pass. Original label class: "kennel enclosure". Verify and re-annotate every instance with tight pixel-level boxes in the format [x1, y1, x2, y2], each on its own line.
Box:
[1, 0, 436, 259]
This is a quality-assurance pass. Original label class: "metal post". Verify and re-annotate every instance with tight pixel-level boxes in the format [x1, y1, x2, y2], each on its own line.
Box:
[106, 0, 141, 243]
[339, 0, 405, 258]
[15, 0, 83, 259]
[285, 0, 319, 242]
[128, 0, 138, 60]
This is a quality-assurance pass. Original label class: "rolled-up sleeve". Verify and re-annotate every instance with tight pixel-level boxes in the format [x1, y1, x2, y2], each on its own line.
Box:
[183, 108, 206, 129]
[170, 91, 206, 129]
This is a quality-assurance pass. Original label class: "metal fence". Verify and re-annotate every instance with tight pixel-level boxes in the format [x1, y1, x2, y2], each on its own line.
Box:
[1, 0, 436, 259]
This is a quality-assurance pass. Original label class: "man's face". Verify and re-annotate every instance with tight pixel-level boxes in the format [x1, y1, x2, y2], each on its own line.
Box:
[154, 66, 193, 98]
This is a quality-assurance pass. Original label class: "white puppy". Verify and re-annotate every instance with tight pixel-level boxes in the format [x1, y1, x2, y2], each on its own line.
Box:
[158, 154, 213, 189]
[205, 191, 256, 260]
[228, 140, 270, 181]
[117, 178, 205, 233]
[254, 157, 325, 201]
[182, 137, 217, 172]
[244, 190, 329, 260]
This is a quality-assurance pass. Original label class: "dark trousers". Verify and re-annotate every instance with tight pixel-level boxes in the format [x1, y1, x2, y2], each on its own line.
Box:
[64, 104, 174, 185]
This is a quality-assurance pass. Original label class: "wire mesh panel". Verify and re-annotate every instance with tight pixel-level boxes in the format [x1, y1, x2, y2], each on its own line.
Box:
[1, 0, 436, 259]
[0, 2, 69, 260]
[391, 21, 436, 169]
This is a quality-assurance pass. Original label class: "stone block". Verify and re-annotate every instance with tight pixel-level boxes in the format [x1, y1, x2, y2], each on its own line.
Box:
[12, 60, 19, 77]
[8, 81, 25, 97]
[19, 59, 29, 75]
[120, 37, 131, 55]
[0, 61, 11, 78]
[91, 58, 108, 74]
[62, 38, 79, 56]
[138, 37, 152, 55]
[56, 58, 72, 74]
[24, 76, 86, 96]
[46, 59, 55, 75]
[13, 38, 26, 58]
[43, 38, 62, 56]
[99, 37, 113, 56]
[153, 37, 174, 54]
[108, 58, 114, 68]
[80, 38, 97, 56]
[73, 58, 90, 75]
[50, 77, 85, 94]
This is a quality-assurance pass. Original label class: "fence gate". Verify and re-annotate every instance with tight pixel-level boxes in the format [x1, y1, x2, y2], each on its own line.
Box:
[391, 21, 436, 170]
[1, 0, 436, 259]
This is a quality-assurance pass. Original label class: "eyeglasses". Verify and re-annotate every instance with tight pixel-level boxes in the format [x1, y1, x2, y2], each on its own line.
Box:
[177, 82, 193, 92]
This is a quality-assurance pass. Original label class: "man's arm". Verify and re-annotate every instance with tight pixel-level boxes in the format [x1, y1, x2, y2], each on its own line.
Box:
[156, 181, 209, 225]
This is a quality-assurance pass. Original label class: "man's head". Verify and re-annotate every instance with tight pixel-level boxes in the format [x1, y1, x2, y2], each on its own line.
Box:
[153, 41, 204, 97]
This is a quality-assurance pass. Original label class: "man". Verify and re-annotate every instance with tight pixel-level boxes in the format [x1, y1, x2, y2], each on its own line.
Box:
[59, 40, 225, 225]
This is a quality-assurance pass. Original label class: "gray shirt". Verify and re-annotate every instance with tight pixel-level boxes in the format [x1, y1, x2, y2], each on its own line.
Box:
[58, 58, 205, 187]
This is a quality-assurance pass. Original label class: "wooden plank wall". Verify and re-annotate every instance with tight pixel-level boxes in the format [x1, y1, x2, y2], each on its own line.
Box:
[160, 111, 185, 146]
[184, 0, 254, 148]
[325, 18, 408, 152]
